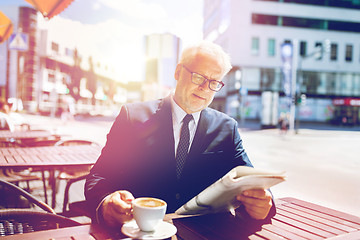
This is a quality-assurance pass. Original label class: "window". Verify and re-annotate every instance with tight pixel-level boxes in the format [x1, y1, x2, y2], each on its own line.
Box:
[252, 14, 277, 25]
[282, 16, 325, 29]
[251, 37, 260, 55]
[345, 44, 353, 62]
[300, 41, 307, 57]
[330, 43, 338, 61]
[268, 38, 276, 56]
[51, 42, 59, 53]
[328, 20, 360, 33]
[48, 73, 55, 83]
[65, 48, 73, 57]
[252, 13, 360, 33]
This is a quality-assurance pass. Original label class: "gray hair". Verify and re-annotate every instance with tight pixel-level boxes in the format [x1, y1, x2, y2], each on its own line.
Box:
[179, 40, 232, 79]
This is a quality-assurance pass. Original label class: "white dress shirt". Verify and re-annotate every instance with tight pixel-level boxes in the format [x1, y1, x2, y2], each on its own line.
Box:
[170, 95, 201, 156]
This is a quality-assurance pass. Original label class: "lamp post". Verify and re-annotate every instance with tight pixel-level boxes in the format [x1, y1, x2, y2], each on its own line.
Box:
[231, 69, 241, 122]
[293, 39, 331, 133]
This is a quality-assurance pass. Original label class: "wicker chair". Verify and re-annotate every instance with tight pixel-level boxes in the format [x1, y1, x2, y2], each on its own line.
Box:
[61, 174, 89, 218]
[55, 140, 98, 218]
[0, 179, 81, 236]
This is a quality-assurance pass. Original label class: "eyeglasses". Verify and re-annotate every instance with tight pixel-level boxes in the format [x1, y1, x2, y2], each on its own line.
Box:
[182, 65, 225, 92]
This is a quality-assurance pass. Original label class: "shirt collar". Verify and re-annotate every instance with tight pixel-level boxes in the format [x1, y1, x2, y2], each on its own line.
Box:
[170, 95, 201, 125]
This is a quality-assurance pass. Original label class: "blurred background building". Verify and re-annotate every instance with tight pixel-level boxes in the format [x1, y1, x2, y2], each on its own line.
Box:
[143, 33, 181, 101]
[0, 5, 181, 117]
[2, 1, 360, 128]
[205, 0, 360, 127]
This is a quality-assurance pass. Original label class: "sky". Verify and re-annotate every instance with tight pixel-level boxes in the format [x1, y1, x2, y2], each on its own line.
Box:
[1, 0, 204, 82]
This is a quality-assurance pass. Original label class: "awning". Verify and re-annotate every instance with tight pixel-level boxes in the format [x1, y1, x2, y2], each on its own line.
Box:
[0, 11, 13, 44]
[24, 0, 75, 19]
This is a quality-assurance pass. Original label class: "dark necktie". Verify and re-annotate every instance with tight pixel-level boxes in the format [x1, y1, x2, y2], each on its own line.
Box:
[175, 114, 192, 179]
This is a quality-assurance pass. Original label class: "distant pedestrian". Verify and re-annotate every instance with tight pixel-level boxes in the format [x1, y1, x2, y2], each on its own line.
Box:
[0, 100, 14, 131]
[60, 97, 75, 123]
[278, 112, 289, 135]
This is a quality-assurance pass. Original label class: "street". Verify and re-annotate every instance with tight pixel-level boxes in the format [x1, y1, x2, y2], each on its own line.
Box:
[22, 113, 360, 217]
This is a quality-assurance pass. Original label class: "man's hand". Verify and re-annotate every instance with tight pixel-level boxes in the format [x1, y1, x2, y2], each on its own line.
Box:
[101, 190, 135, 227]
[236, 189, 272, 220]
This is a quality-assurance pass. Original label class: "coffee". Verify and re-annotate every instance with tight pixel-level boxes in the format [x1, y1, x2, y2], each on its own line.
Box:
[136, 198, 166, 208]
[132, 197, 167, 232]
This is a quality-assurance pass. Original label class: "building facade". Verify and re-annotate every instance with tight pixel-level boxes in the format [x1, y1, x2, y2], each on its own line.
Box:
[143, 33, 181, 101]
[0, 6, 136, 115]
[204, 0, 360, 126]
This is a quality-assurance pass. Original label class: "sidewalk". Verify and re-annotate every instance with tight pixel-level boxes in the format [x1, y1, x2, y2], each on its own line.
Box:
[19, 113, 360, 218]
[238, 118, 360, 132]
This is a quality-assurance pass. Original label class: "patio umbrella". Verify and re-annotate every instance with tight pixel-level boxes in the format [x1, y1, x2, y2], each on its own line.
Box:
[24, 0, 75, 19]
[0, 11, 13, 44]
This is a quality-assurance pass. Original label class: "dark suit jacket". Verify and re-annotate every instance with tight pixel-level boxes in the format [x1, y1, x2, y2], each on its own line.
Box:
[85, 96, 275, 220]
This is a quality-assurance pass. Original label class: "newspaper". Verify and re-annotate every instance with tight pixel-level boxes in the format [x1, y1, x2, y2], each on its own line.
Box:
[175, 166, 286, 215]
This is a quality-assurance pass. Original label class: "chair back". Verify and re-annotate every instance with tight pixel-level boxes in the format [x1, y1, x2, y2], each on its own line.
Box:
[55, 139, 99, 146]
[0, 180, 81, 236]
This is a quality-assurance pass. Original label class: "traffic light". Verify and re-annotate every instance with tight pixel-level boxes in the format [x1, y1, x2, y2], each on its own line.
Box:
[296, 94, 307, 106]
[324, 39, 331, 53]
[300, 94, 306, 106]
[314, 42, 323, 60]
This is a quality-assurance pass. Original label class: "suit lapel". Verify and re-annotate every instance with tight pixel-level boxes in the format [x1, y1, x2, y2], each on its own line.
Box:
[189, 109, 210, 156]
[156, 96, 175, 159]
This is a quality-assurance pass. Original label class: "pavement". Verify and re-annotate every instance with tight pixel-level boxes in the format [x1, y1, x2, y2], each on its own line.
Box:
[19, 113, 360, 218]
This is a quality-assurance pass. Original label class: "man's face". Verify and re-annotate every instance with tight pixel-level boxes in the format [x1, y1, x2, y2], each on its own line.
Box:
[173, 51, 223, 114]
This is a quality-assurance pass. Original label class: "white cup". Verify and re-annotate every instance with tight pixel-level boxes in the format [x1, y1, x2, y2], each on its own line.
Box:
[132, 197, 167, 232]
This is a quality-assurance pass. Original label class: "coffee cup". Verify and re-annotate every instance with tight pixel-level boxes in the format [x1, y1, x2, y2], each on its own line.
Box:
[132, 197, 167, 232]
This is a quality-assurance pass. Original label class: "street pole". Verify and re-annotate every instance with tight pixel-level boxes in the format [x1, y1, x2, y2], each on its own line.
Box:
[289, 39, 298, 133]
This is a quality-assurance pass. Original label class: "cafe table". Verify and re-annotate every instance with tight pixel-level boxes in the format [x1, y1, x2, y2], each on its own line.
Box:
[0, 130, 54, 141]
[1, 197, 359, 239]
[0, 130, 61, 147]
[0, 145, 101, 208]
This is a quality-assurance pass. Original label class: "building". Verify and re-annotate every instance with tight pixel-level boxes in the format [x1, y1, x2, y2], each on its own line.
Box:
[0, 6, 136, 115]
[204, 0, 360, 127]
[0, 6, 38, 112]
[143, 33, 181, 101]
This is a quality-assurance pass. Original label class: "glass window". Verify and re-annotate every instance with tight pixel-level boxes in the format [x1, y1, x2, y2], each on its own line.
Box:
[328, 0, 360, 9]
[51, 42, 59, 53]
[327, 73, 337, 95]
[302, 71, 320, 94]
[284, 0, 325, 5]
[260, 68, 276, 91]
[340, 73, 353, 96]
[252, 13, 360, 33]
[300, 41, 307, 57]
[268, 38, 276, 56]
[252, 14, 277, 25]
[353, 74, 360, 95]
[282, 16, 325, 29]
[48, 73, 55, 83]
[328, 20, 360, 33]
[65, 48, 73, 57]
[251, 37, 260, 55]
[345, 44, 353, 62]
[330, 43, 338, 61]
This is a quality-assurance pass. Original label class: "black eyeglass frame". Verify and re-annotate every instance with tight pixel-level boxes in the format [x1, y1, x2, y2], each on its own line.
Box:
[182, 65, 225, 92]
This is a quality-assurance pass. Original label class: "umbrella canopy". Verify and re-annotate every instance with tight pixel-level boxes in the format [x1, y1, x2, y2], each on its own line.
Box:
[24, 0, 75, 19]
[0, 11, 13, 44]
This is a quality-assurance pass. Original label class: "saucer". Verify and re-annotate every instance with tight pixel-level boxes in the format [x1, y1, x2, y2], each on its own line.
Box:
[121, 220, 177, 239]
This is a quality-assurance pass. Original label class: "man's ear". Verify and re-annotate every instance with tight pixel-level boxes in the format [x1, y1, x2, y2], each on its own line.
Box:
[174, 64, 181, 81]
